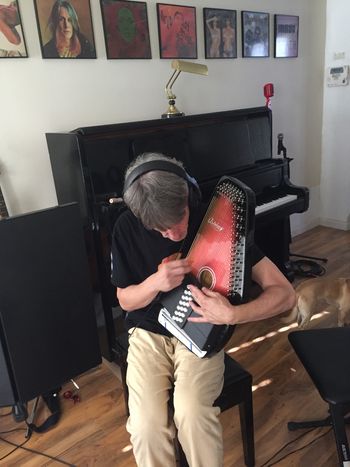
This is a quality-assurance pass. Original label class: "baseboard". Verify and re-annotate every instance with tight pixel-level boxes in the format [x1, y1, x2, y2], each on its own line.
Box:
[102, 357, 122, 382]
[320, 217, 350, 231]
[291, 218, 320, 237]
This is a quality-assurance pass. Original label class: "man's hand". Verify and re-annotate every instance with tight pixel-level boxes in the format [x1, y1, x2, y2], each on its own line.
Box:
[117, 253, 190, 311]
[0, 2, 21, 45]
[187, 285, 235, 325]
[156, 257, 191, 292]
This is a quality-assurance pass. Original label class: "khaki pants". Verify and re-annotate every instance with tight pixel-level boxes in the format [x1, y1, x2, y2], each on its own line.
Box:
[126, 328, 225, 467]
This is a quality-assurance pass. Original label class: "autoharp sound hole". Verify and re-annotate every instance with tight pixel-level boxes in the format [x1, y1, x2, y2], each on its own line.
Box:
[198, 268, 215, 289]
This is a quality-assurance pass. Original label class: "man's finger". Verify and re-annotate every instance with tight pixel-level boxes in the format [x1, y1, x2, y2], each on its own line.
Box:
[158, 259, 190, 273]
[201, 287, 218, 297]
[189, 301, 202, 313]
[161, 252, 181, 264]
[187, 284, 204, 299]
[188, 316, 207, 323]
[166, 259, 189, 270]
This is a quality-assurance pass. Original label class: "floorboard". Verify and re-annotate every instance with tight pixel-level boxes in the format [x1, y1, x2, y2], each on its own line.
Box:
[1, 226, 349, 466]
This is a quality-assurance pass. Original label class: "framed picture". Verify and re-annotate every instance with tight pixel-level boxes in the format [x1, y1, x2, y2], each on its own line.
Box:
[100, 0, 151, 59]
[0, 1, 28, 58]
[34, 0, 96, 59]
[203, 8, 236, 59]
[242, 10, 269, 58]
[156, 3, 197, 59]
[274, 14, 299, 58]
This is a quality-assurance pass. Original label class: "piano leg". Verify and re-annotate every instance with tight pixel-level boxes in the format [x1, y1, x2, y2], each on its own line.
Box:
[255, 217, 295, 282]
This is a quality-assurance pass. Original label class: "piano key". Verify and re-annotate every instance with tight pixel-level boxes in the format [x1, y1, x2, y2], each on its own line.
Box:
[255, 194, 298, 215]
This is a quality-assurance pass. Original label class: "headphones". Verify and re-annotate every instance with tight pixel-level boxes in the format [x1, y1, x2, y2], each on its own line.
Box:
[123, 160, 201, 208]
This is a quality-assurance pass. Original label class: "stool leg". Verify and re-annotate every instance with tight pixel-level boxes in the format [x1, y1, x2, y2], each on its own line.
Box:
[120, 360, 129, 416]
[239, 391, 255, 467]
[174, 437, 189, 467]
[329, 403, 350, 466]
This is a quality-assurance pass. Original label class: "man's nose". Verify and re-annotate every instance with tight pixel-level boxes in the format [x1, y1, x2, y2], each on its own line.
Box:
[162, 228, 176, 239]
[162, 229, 172, 238]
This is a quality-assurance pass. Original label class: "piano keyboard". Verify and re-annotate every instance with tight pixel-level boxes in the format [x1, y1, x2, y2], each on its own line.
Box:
[256, 194, 297, 215]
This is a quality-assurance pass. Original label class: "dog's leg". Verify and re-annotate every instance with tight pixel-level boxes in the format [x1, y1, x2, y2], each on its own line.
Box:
[297, 296, 313, 329]
[338, 283, 350, 326]
[338, 305, 350, 327]
[299, 316, 312, 329]
[281, 298, 299, 324]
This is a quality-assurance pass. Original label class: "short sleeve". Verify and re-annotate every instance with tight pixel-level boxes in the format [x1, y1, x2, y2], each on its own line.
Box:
[251, 244, 265, 266]
[111, 216, 135, 288]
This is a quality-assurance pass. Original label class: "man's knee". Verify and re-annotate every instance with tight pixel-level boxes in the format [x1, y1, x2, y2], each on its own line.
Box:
[128, 398, 172, 435]
[129, 408, 167, 434]
[173, 397, 215, 431]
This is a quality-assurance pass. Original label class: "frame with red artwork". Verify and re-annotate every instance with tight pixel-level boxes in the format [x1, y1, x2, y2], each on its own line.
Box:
[156, 3, 197, 59]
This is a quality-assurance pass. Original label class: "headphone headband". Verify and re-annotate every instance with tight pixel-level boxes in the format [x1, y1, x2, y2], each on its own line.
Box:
[123, 160, 188, 194]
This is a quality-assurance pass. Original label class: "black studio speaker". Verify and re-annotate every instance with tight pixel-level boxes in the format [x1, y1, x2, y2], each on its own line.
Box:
[0, 203, 101, 407]
[0, 338, 16, 406]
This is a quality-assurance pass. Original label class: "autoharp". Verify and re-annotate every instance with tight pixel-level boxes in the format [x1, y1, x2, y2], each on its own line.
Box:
[158, 176, 255, 358]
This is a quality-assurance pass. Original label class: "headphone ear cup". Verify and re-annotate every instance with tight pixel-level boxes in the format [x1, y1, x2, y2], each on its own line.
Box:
[186, 174, 201, 208]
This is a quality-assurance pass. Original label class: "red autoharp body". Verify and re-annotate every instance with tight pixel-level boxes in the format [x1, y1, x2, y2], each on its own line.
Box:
[159, 176, 255, 357]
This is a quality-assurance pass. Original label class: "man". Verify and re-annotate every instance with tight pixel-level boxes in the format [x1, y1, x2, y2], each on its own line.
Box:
[111, 152, 295, 467]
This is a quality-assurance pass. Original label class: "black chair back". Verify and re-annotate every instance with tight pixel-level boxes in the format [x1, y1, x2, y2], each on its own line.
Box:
[289, 328, 350, 404]
[289, 327, 350, 466]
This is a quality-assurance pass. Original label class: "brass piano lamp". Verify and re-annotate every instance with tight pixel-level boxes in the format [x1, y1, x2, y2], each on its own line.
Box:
[162, 60, 208, 119]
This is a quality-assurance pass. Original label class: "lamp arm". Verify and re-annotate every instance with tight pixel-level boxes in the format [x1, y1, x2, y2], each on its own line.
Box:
[165, 69, 181, 100]
[161, 60, 207, 119]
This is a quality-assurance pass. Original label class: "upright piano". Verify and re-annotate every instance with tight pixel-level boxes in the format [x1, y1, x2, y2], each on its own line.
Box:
[46, 106, 309, 360]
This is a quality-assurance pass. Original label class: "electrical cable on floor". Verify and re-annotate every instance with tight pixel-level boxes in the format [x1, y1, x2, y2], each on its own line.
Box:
[261, 427, 332, 466]
[290, 252, 328, 278]
[291, 259, 326, 277]
[260, 428, 314, 467]
[0, 418, 77, 466]
[0, 434, 77, 466]
[0, 428, 26, 435]
[0, 434, 30, 462]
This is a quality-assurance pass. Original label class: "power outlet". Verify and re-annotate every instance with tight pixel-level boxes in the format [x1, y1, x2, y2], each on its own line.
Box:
[334, 51, 345, 60]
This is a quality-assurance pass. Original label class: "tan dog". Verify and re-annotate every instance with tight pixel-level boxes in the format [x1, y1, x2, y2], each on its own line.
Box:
[282, 277, 350, 328]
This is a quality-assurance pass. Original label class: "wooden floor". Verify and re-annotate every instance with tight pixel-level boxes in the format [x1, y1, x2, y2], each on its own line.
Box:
[1, 226, 349, 466]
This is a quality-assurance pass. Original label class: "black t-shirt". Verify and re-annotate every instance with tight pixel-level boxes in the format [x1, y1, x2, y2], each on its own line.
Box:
[111, 206, 264, 335]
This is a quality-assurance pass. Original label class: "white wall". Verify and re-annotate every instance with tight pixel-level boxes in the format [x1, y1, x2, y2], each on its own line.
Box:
[0, 0, 326, 236]
[320, 0, 350, 230]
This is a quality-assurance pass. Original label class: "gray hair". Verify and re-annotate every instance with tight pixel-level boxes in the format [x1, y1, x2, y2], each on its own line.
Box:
[123, 153, 189, 230]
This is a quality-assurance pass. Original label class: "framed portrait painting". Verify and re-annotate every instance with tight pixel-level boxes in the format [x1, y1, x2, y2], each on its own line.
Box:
[0, 1, 28, 58]
[274, 15, 299, 58]
[203, 8, 236, 59]
[157, 3, 197, 59]
[242, 11, 269, 58]
[100, 0, 151, 59]
[34, 0, 96, 59]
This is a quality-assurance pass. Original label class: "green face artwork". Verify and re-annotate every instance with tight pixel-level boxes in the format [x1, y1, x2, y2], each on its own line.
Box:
[117, 7, 136, 43]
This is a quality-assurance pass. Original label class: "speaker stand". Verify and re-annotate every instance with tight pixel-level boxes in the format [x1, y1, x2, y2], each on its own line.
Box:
[25, 396, 40, 438]
[12, 402, 27, 423]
